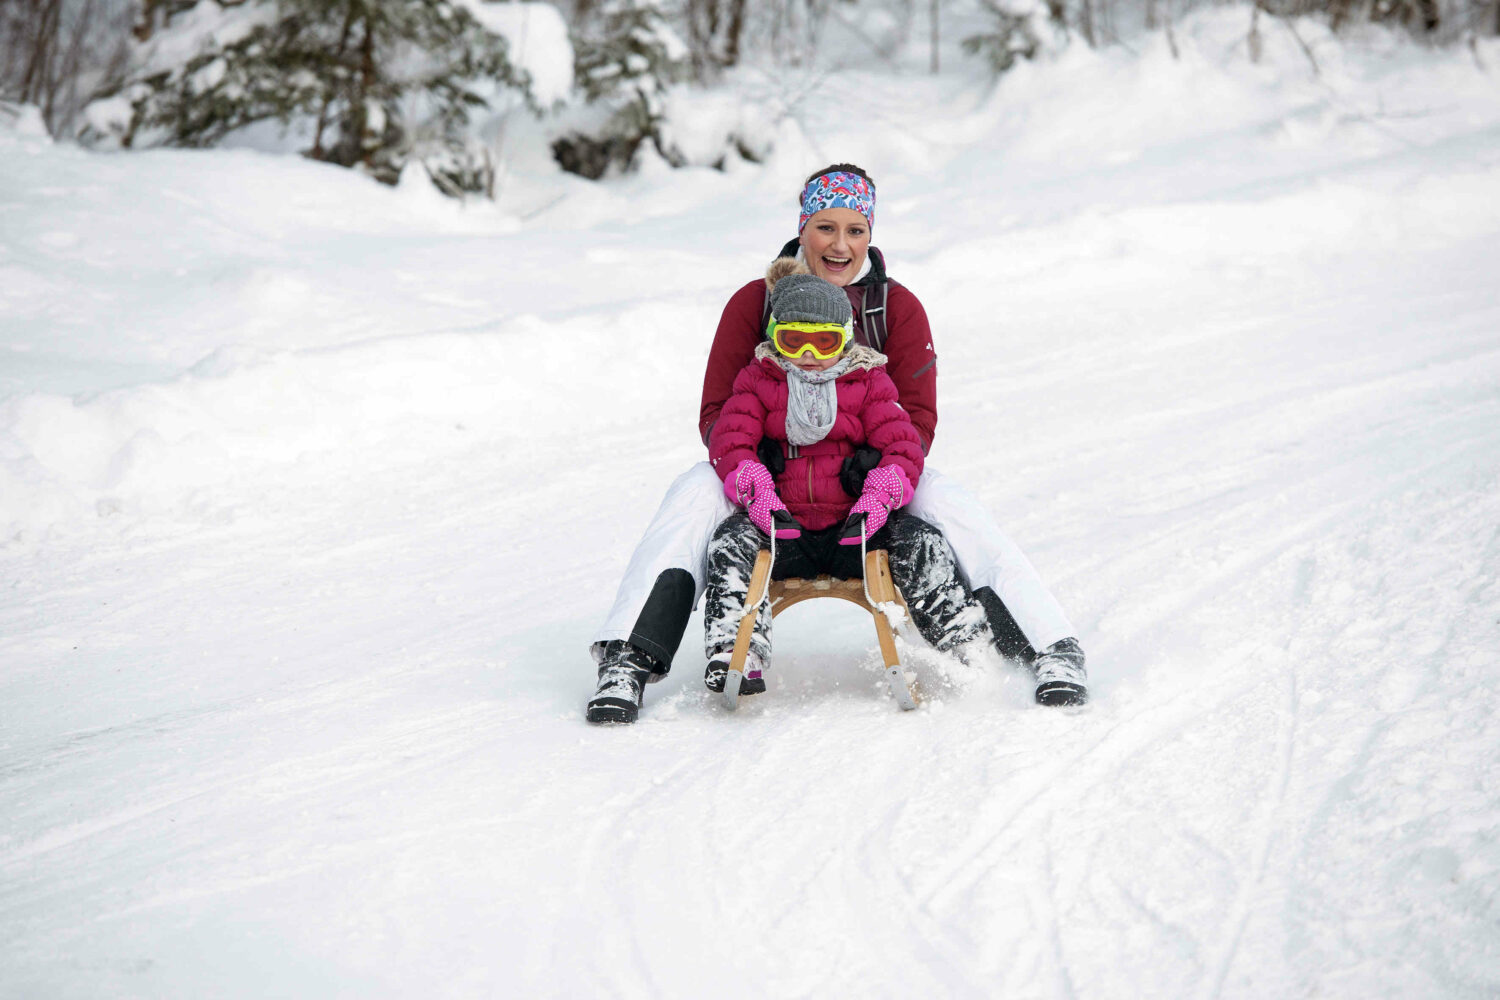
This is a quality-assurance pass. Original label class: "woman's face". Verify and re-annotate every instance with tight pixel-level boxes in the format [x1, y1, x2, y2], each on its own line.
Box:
[799, 208, 871, 287]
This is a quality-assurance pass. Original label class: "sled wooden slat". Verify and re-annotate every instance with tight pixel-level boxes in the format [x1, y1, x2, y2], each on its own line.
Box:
[724, 548, 920, 712]
[723, 548, 773, 708]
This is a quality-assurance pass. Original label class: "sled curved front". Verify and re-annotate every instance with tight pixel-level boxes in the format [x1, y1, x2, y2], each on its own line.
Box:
[723, 548, 919, 711]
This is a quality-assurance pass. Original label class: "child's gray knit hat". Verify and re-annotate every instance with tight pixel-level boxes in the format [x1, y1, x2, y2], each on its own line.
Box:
[765, 259, 853, 327]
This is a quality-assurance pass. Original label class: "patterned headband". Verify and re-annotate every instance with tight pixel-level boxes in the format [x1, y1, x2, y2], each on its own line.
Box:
[798, 171, 875, 232]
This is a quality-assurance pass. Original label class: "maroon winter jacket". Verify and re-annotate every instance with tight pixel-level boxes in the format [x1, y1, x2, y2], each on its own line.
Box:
[699, 247, 938, 452]
[708, 349, 926, 531]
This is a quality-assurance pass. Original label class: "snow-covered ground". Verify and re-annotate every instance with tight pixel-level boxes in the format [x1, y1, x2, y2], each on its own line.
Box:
[3, 12, 1500, 997]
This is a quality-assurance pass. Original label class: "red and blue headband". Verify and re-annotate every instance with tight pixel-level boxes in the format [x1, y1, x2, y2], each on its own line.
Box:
[798, 171, 875, 232]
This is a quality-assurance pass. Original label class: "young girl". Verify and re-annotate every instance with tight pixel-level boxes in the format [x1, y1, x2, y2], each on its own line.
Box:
[700, 260, 990, 694]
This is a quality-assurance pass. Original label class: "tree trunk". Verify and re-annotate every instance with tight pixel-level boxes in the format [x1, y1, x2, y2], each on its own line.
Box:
[930, 0, 940, 73]
[312, 0, 359, 161]
[53, 0, 97, 125]
[357, 16, 376, 168]
[1329, 0, 1354, 32]
[20, 0, 62, 106]
[723, 0, 745, 68]
[135, 0, 160, 41]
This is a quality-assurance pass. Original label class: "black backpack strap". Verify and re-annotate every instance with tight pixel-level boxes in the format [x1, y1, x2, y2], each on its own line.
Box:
[861, 279, 890, 353]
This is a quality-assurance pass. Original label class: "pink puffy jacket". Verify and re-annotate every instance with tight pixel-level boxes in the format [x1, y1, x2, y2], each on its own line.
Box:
[708, 353, 925, 531]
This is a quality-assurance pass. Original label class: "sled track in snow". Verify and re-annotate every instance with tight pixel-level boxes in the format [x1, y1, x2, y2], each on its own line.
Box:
[1197, 663, 1300, 1000]
[914, 653, 1268, 915]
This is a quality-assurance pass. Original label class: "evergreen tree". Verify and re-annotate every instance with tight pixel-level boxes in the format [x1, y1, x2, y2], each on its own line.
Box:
[552, 0, 687, 179]
[88, 0, 533, 195]
[963, 0, 1044, 75]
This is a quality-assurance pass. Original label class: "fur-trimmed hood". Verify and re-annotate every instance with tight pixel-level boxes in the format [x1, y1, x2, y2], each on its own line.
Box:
[765, 256, 808, 290]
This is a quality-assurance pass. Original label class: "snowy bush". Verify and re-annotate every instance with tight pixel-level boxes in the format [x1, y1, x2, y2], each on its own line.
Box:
[551, 0, 690, 178]
[653, 81, 775, 168]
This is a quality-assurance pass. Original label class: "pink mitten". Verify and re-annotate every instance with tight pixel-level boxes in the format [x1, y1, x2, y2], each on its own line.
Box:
[839, 465, 913, 545]
[725, 459, 802, 539]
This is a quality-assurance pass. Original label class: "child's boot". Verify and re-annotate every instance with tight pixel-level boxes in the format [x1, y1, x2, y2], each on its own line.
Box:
[586, 640, 660, 724]
[703, 649, 768, 696]
[1034, 638, 1088, 706]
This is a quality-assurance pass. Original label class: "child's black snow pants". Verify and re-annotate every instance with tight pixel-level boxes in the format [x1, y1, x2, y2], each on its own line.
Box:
[703, 511, 990, 667]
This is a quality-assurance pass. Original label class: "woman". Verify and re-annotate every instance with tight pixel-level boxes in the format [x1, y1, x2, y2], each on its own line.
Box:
[586, 164, 1087, 724]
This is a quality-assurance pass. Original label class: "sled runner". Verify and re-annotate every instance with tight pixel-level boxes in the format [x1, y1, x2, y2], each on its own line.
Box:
[722, 547, 921, 712]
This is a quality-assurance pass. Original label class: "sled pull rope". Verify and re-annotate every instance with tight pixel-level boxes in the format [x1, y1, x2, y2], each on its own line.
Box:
[762, 523, 776, 616]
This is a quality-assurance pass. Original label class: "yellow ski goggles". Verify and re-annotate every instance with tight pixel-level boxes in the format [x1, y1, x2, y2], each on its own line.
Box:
[767, 319, 853, 360]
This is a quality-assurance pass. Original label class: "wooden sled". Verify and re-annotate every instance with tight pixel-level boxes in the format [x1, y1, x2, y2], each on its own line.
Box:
[723, 547, 920, 712]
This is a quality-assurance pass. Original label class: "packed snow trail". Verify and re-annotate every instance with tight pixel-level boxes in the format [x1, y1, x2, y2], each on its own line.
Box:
[3, 15, 1500, 998]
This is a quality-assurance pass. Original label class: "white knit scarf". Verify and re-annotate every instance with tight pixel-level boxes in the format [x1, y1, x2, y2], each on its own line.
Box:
[754, 342, 889, 446]
[780, 355, 856, 445]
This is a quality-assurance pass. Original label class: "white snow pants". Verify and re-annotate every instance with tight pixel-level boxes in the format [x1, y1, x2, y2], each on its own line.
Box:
[593, 462, 1075, 663]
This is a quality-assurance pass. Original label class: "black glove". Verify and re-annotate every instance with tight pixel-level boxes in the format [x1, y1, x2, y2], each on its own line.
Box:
[757, 437, 786, 476]
[839, 445, 882, 498]
[838, 512, 869, 545]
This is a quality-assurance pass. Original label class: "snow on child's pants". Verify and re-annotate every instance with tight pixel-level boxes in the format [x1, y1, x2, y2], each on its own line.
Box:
[906, 468, 1076, 653]
[703, 511, 990, 669]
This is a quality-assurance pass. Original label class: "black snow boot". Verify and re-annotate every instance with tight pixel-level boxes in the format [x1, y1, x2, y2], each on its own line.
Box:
[703, 653, 767, 696]
[586, 640, 659, 724]
[1033, 637, 1088, 707]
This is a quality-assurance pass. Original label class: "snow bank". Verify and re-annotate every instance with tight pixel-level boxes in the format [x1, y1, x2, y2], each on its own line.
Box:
[0, 293, 711, 538]
[0, 102, 50, 140]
